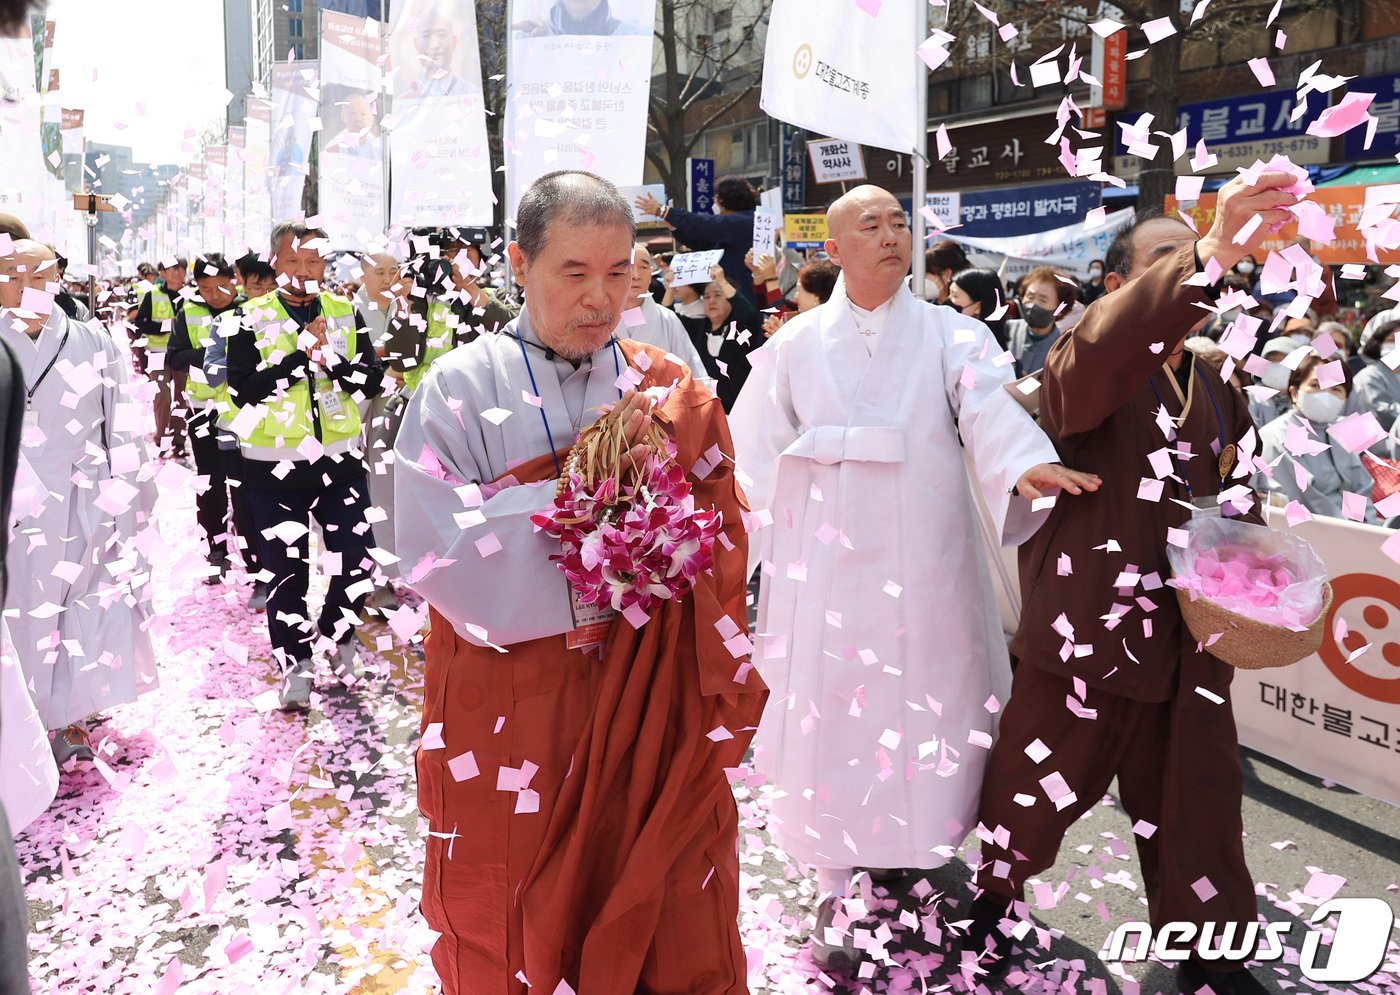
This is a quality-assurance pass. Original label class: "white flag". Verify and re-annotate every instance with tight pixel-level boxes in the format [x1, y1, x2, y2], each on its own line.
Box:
[761, 0, 920, 154]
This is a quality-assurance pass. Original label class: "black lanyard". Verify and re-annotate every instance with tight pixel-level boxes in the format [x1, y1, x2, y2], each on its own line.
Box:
[25, 322, 72, 408]
[509, 331, 622, 477]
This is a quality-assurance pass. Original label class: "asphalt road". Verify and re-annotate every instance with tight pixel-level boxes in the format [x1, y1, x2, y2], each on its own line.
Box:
[12, 498, 1399, 994]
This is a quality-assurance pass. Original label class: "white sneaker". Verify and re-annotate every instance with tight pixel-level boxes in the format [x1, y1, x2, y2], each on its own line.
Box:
[278, 659, 313, 712]
[330, 639, 361, 683]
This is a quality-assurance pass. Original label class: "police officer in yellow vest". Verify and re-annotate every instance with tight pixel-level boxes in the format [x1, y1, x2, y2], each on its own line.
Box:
[133, 255, 190, 458]
[365, 227, 516, 609]
[166, 253, 262, 586]
[226, 223, 386, 712]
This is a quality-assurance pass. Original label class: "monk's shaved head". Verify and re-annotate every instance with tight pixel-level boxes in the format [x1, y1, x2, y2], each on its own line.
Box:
[823, 184, 911, 309]
[826, 185, 904, 240]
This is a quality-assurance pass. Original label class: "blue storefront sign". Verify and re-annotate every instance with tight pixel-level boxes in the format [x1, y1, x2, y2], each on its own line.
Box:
[1342, 74, 1400, 162]
[1114, 87, 1328, 166]
[688, 157, 715, 214]
[781, 124, 807, 210]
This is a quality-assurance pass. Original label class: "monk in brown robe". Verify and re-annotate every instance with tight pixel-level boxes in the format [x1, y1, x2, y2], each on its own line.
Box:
[966, 173, 1303, 995]
[393, 170, 767, 994]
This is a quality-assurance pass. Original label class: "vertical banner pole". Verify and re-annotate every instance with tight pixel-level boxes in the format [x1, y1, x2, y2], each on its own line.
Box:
[910, 0, 930, 300]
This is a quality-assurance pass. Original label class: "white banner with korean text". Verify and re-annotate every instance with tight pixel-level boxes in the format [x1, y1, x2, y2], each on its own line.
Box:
[387, 0, 494, 228]
[503, 0, 655, 217]
[989, 513, 1400, 806]
[761, 0, 919, 155]
[270, 62, 319, 223]
[319, 11, 387, 246]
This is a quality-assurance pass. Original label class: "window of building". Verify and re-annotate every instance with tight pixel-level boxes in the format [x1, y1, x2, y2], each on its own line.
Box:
[713, 11, 731, 31]
[957, 74, 993, 112]
[291, 41, 305, 59]
[289, 17, 303, 37]
[287, 0, 302, 10]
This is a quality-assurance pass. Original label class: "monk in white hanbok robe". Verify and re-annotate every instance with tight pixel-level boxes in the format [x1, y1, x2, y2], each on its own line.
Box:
[730, 185, 1098, 966]
[1, 241, 158, 763]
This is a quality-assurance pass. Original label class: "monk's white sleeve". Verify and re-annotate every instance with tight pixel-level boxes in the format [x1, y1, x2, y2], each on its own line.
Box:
[943, 316, 1060, 546]
[729, 333, 800, 577]
[392, 372, 574, 648]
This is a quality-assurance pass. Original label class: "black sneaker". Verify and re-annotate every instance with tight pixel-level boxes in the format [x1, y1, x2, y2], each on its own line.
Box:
[204, 552, 230, 585]
[1178, 959, 1271, 995]
[960, 894, 1016, 978]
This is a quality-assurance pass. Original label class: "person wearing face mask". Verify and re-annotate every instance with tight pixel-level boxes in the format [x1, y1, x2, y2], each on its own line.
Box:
[918, 240, 971, 306]
[1256, 354, 1378, 523]
[1232, 254, 1257, 281]
[1282, 315, 1317, 347]
[949, 267, 1010, 350]
[1249, 336, 1298, 429]
[1353, 318, 1400, 458]
[1005, 265, 1075, 375]
[1079, 258, 1107, 305]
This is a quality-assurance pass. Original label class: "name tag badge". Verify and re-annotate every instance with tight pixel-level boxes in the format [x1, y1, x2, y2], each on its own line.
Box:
[317, 381, 346, 417]
[1190, 495, 1223, 519]
[566, 584, 619, 651]
[23, 407, 39, 430]
[327, 330, 349, 356]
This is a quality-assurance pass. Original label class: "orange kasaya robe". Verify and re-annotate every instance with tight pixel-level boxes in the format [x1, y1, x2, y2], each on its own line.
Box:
[416, 343, 769, 995]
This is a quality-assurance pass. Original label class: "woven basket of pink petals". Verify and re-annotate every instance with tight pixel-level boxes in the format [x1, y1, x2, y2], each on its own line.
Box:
[1168, 519, 1331, 670]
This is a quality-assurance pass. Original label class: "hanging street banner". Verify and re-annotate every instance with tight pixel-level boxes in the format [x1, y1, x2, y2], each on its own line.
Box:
[762, 0, 919, 154]
[319, 10, 388, 246]
[270, 62, 319, 223]
[503, 0, 655, 216]
[941, 206, 1135, 281]
[0, 32, 45, 227]
[388, 0, 494, 228]
[243, 97, 274, 256]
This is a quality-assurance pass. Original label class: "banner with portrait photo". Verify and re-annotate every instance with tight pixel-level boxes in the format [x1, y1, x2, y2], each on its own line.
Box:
[319, 10, 387, 247]
[270, 61, 318, 222]
[504, 0, 655, 216]
[388, 0, 494, 228]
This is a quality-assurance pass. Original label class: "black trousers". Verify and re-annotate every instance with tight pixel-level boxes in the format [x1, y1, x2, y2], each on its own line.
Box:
[189, 409, 229, 560]
[219, 441, 260, 572]
[245, 474, 375, 665]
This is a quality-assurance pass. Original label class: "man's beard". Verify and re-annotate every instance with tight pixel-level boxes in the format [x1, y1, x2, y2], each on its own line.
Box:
[533, 307, 616, 361]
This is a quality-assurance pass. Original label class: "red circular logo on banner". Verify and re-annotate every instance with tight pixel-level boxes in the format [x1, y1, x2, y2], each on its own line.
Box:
[1320, 573, 1400, 705]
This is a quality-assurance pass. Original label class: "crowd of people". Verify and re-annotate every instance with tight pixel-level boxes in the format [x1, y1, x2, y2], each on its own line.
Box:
[0, 161, 1396, 995]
